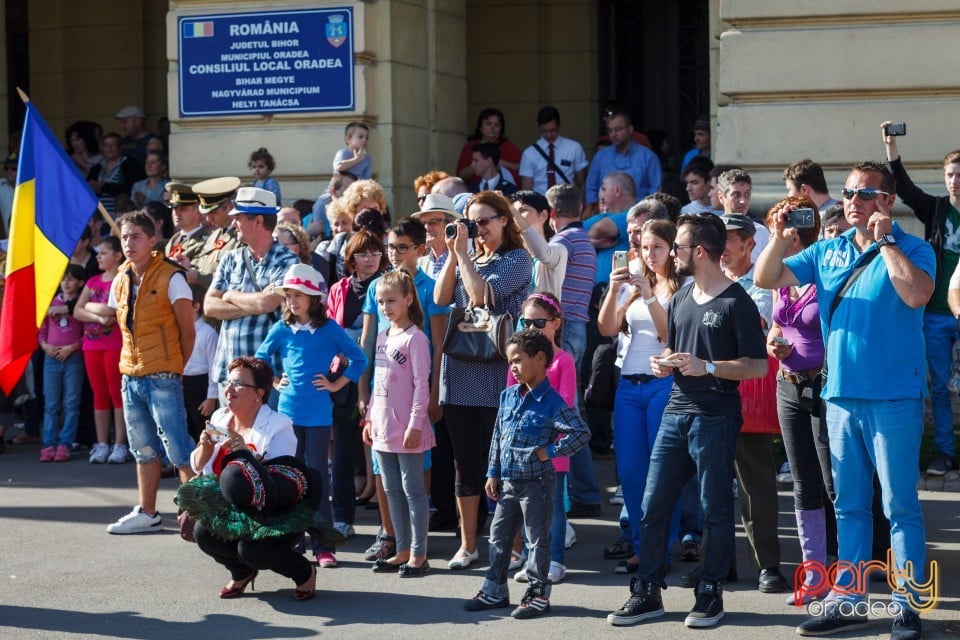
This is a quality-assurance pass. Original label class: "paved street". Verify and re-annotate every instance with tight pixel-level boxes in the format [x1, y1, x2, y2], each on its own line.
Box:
[1, 444, 957, 640]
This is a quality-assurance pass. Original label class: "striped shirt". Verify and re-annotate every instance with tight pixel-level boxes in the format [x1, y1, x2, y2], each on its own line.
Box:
[210, 242, 300, 383]
[440, 247, 531, 408]
[551, 222, 596, 322]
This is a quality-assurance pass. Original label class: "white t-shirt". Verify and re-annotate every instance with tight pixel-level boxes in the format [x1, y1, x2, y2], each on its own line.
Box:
[108, 270, 191, 308]
[615, 285, 671, 375]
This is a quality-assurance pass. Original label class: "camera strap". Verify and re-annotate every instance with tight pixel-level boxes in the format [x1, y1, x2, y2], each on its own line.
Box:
[821, 247, 879, 378]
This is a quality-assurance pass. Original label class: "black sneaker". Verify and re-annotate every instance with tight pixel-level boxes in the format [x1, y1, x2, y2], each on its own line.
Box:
[606, 577, 664, 626]
[890, 609, 922, 640]
[796, 605, 869, 636]
[680, 540, 700, 562]
[464, 590, 510, 612]
[684, 580, 724, 628]
[603, 538, 634, 559]
[926, 453, 956, 476]
[511, 583, 551, 619]
[758, 567, 789, 593]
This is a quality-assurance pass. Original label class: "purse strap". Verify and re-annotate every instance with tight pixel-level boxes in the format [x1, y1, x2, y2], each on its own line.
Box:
[822, 247, 879, 376]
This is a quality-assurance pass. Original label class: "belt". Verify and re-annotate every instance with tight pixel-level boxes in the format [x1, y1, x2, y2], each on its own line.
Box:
[622, 373, 656, 384]
[779, 367, 821, 384]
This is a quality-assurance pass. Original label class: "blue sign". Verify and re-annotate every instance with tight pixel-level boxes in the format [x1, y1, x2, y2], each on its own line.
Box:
[178, 8, 354, 117]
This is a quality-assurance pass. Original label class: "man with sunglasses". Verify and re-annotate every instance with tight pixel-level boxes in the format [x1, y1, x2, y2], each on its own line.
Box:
[756, 162, 934, 640]
[883, 124, 960, 478]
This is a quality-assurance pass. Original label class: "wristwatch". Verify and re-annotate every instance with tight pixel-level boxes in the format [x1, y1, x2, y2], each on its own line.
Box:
[877, 234, 897, 248]
[705, 361, 717, 376]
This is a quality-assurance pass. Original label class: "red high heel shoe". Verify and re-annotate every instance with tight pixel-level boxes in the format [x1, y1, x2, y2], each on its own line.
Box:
[294, 566, 317, 601]
[219, 570, 258, 599]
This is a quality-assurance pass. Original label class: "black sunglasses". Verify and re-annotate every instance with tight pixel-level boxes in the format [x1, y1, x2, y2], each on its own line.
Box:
[521, 318, 550, 329]
[841, 187, 889, 201]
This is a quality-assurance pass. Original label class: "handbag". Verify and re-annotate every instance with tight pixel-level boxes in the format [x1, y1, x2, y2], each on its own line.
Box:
[442, 283, 514, 363]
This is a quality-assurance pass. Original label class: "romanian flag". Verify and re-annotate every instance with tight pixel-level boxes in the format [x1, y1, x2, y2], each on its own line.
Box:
[0, 99, 98, 394]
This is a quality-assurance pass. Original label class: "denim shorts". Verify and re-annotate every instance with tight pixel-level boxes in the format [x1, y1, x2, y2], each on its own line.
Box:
[121, 373, 194, 466]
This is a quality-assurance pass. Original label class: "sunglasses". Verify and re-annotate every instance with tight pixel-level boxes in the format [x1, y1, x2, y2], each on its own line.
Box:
[672, 243, 697, 253]
[841, 188, 889, 200]
[471, 215, 501, 227]
[521, 318, 550, 329]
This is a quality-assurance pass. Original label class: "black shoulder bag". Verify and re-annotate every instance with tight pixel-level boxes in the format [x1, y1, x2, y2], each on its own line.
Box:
[529, 144, 571, 184]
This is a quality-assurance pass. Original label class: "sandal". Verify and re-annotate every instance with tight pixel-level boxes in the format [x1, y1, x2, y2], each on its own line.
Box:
[219, 570, 258, 599]
[294, 565, 317, 601]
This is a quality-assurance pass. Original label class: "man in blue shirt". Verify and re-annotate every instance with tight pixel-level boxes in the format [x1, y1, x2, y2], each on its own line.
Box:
[585, 110, 661, 213]
[756, 162, 935, 640]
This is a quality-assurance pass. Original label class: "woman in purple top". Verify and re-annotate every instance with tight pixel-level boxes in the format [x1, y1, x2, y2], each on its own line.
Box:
[764, 197, 835, 604]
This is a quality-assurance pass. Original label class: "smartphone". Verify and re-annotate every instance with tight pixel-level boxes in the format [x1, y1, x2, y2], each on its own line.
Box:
[657, 358, 680, 368]
[884, 122, 906, 137]
[613, 250, 629, 271]
[205, 421, 230, 443]
[771, 336, 790, 346]
[785, 208, 815, 229]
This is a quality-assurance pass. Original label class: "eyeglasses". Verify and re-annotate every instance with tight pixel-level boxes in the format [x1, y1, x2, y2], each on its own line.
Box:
[521, 318, 550, 329]
[225, 379, 257, 391]
[387, 243, 419, 254]
[355, 252, 382, 260]
[421, 217, 447, 227]
[841, 188, 890, 200]
[606, 125, 629, 135]
[471, 215, 501, 227]
[672, 243, 697, 253]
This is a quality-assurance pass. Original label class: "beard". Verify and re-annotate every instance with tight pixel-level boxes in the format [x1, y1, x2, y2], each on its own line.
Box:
[676, 260, 695, 277]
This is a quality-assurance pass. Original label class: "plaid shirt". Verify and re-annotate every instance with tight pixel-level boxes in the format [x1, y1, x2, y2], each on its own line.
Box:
[210, 242, 299, 383]
[487, 378, 589, 480]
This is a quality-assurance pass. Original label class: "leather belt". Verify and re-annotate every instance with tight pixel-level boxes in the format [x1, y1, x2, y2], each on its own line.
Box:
[779, 367, 821, 384]
[622, 373, 656, 384]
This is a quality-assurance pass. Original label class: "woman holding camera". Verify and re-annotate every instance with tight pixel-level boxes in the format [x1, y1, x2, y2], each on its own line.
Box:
[434, 191, 531, 569]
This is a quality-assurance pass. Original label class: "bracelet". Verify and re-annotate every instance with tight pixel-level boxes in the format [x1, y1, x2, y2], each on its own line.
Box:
[643, 296, 657, 306]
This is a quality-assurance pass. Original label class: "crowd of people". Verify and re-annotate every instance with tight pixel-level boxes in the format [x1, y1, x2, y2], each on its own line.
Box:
[0, 102, 953, 639]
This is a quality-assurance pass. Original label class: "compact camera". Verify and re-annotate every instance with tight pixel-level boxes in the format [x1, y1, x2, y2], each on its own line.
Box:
[445, 218, 478, 239]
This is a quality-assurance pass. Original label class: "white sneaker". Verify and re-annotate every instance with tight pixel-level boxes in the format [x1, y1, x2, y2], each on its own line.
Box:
[776, 461, 794, 484]
[609, 486, 624, 505]
[106, 506, 162, 534]
[89, 443, 110, 464]
[548, 561, 566, 583]
[514, 564, 529, 583]
[565, 521, 577, 549]
[332, 522, 355, 538]
[108, 443, 130, 464]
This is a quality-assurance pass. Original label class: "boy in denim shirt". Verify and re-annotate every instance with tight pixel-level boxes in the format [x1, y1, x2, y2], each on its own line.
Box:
[464, 329, 589, 619]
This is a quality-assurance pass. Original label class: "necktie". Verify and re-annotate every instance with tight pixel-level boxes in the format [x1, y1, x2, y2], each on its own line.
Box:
[547, 143, 556, 187]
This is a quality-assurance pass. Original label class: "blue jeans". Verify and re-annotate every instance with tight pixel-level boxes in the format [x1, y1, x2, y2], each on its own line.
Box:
[613, 375, 672, 553]
[562, 319, 588, 372]
[825, 398, 926, 609]
[551, 472, 568, 563]
[42, 353, 84, 447]
[923, 311, 956, 457]
[637, 412, 740, 585]
[294, 425, 334, 555]
[121, 373, 193, 466]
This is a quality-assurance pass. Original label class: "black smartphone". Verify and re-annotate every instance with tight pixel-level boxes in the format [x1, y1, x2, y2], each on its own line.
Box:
[884, 122, 906, 137]
[785, 208, 815, 229]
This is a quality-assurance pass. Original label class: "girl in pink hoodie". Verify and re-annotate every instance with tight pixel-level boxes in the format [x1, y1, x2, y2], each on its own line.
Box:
[363, 270, 435, 577]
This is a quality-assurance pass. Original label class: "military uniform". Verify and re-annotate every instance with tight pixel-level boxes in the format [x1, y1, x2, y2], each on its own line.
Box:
[193, 177, 242, 290]
[163, 183, 209, 267]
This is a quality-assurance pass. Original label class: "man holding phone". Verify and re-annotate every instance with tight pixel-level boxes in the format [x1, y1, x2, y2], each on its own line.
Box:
[884, 121, 960, 477]
[606, 213, 767, 629]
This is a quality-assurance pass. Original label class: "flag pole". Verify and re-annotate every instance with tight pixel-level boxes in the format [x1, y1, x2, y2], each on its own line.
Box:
[17, 87, 121, 237]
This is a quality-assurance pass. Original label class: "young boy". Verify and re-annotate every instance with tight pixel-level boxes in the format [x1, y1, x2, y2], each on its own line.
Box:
[333, 121, 372, 179]
[464, 330, 590, 619]
[181, 283, 218, 440]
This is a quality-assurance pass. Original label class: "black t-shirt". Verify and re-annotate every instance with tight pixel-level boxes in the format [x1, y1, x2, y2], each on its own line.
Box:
[664, 281, 766, 418]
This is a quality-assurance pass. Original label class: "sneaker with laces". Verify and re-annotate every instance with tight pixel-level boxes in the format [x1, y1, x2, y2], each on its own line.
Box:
[776, 461, 794, 484]
[565, 521, 577, 549]
[926, 453, 956, 476]
[464, 590, 510, 611]
[609, 486, 624, 505]
[684, 580, 724, 628]
[890, 609, 922, 640]
[106, 506, 162, 534]
[607, 577, 664, 626]
[511, 583, 551, 619]
[796, 603, 868, 636]
[89, 443, 110, 464]
[54, 445, 71, 462]
[108, 443, 130, 464]
[332, 522, 355, 538]
[39, 446, 56, 462]
[548, 561, 566, 583]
